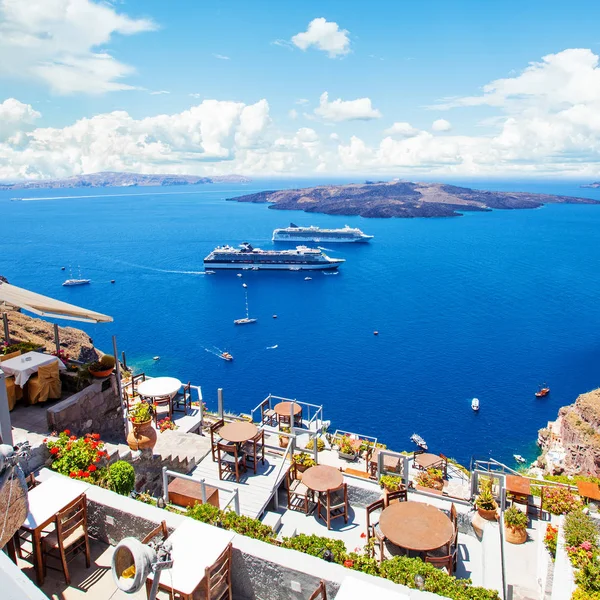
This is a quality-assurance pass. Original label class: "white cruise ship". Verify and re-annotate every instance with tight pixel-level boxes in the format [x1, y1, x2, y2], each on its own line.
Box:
[204, 243, 345, 271]
[272, 223, 373, 243]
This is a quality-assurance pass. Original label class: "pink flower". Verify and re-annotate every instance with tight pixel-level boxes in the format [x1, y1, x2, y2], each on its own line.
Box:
[581, 541, 592, 551]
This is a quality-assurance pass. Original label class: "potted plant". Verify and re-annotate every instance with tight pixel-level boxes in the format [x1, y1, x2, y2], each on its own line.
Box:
[379, 474, 404, 493]
[415, 467, 444, 494]
[279, 426, 291, 449]
[504, 506, 528, 544]
[127, 402, 157, 451]
[475, 479, 498, 520]
[88, 354, 116, 378]
[293, 452, 316, 473]
[338, 436, 357, 461]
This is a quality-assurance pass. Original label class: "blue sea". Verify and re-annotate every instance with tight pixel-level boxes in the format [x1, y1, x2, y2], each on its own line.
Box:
[2, 178, 600, 467]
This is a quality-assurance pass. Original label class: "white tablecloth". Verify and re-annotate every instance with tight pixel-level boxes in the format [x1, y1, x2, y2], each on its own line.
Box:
[1, 351, 66, 387]
[335, 576, 409, 600]
[136, 376, 182, 398]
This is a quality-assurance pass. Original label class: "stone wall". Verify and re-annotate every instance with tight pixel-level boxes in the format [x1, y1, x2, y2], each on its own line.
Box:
[46, 375, 126, 443]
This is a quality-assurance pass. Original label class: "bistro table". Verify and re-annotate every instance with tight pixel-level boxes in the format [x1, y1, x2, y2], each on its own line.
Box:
[379, 501, 454, 553]
[0, 351, 65, 387]
[21, 475, 90, 585]
[219, 421, 258, 444]
[505, 475, 531, 506]
[136, 376, 182, 399]
[302, 465, 343, 494]
[415, 453, 444, 470]
[147, 519, 234, 599]
[274, 401, 302, 427]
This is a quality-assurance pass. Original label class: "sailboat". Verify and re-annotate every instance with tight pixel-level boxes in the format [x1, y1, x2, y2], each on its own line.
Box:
[234, 283, 257, 325]
[63, 265, 90, 286]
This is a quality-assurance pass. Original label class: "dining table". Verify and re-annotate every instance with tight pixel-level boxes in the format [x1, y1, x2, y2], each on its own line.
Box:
[219, 421, 258, 444]
[302, 465, 344, 494]
[0, 351, 66, 387]
[378, 501, 454, 554]
[274, 401, 303, 427]
[21, 475, 90, 585]
[136, 376, 182, 399]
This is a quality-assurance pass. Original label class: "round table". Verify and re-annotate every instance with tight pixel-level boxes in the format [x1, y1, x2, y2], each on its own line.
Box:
[302, 465, 343, 493]
[137, 377, 182, 398]
[274, 401, 302, 427]
[219, 422, 258, 444]
[415, 453, 443, 470]
[379, 502, 454, 552]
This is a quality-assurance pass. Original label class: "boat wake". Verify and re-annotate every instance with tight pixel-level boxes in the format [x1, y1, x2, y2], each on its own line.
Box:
[266, 344, 278, 350]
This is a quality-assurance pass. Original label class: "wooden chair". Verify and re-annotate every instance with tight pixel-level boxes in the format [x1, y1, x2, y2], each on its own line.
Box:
[4, 375, 22, 411]
[173, 381, 192, 414]
[28, 362, 61, 404]
[217, 442, 245, 482]
[308, 580, 328, 600]
[317, 483, 348, 530]
[152, 395, 173, 426]
[450, 503, 458, 532]
[13, 474, 39, 558]
[366, 498, 386, 563]
[41, 494, 90, 585]
[438, 453, 449, 478]
[210, 419, 225, 461]
[1, 350, 21, 362]
[287, 463, 312, 514]
[425, 552, 455, 575]
[142, 520, 169, 544]
[259, 399, 277, 427]
[201, 542, 233, 600]
[242, 429, 265, 474]
[385, 486, 408, 506]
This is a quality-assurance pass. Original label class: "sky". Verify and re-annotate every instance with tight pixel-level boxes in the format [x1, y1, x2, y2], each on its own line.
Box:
[2, 0, 600, 180]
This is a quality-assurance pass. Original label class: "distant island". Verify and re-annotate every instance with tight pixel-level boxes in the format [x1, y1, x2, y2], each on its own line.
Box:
[227, 180, 599, 218]
[0, 171, 251, 191]
[581, 182, 600, 188]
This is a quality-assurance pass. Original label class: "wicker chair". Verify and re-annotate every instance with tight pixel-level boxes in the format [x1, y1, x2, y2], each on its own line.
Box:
[366, 498, 386, 563]
[28, 362, 61, 404]
[317, 483, 348, 530]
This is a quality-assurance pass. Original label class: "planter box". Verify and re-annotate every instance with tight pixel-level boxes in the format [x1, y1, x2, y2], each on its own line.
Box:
[416, 484, 443, 495]
[338, 451, 356, 462]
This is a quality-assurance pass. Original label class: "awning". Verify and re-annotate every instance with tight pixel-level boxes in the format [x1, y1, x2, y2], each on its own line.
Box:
[0, 281, 113, 324]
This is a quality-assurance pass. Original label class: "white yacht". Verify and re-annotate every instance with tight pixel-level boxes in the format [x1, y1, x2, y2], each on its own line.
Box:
[471, 398, 480, 411]
[62, 278, 91, 286]
[273, 223, 373, 243]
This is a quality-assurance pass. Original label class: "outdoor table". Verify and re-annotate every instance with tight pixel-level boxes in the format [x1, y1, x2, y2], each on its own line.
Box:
[369, 448, 401, 476]
[302, 465, 343, 493]
[274, 401, 302, 427]
[219, 421, 258, 444]
[379, 501, 454, 553]
[21, 476, 90, 585]
[335, 576, 407, 600]
[415, 453, 444, 470]
[0, 351, 65, 387]
[505, 475, 531, 505]
[146, 519, 234, 598]
[577, 480, 600, 502]
[136, 376, 182, 399]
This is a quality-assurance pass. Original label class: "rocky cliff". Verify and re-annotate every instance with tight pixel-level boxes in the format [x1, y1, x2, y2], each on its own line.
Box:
[538, 388, 600, 476]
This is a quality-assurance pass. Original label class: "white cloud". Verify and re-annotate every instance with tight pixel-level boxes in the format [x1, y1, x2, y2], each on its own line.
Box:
[213, 54, 230, 61]
[288, 109, 298, 120]
[0, 0, 156, 95]
[189, 93, 202, 99]
[384, 122, 420, 137]
[314, 92, 382, 122]
[150, 90, 170, 95]
[296, 98, 310, 105]
[0, 98, 41, 141]
[291, 18, 350, 58]
[432, 119, 452, 132]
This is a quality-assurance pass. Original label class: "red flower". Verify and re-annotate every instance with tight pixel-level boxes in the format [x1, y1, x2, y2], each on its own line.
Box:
[69, 473, 76, 478]
[343, 560, 354, 568]
[88, 464, 97, 472]
[92, 433, 100, 440]
[360, 532, 366, 539]
[78, 470, 84, 477]
[50, 447, 59, 455]
[70, 435, 77, 441]
[64, 429, 70, 435]
[43, 438, 47, 443]
[82, 471, 90, 478]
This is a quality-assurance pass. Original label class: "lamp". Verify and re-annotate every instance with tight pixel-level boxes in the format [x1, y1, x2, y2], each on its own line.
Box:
[414, 574, 425, 590]
[156, 496, 166, 509]
[321, 549, 334, 562]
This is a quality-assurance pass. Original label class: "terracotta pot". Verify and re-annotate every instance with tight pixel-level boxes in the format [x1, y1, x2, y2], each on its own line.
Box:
[505, 525, 527, 544]
[279, 437, 288, 449]
[477, 506, 498, 521]
[416, 484, 443, 495]
[89, 367, 113, 378]
[295, 463, 310, 473]
[127, 418, 157, 451]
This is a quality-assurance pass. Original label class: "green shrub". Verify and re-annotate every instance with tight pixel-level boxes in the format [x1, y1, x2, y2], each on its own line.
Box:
[306, 437, 325, 452]
[576, 558, 600, 594]
[564, 511, 599, 549]
[379, 474, 404, 492]
[504, 507, 528, 530]
[572, 588, 600, 600]
[3, 341, 42, 354]
[107, 461, 135, 496]
[281, 534, 347, 563]
[542, 486, 581, 515]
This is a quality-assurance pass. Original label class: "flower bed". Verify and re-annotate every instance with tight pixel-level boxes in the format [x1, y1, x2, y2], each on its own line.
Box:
[542, 486, 582, 515]
[544, 525, 558, 559]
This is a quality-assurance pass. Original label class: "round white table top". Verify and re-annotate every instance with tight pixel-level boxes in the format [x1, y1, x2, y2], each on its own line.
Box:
[137, 376, 182, 398]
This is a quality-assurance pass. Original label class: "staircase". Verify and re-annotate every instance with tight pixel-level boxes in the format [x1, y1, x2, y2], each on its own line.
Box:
[152, 430, 212, 472]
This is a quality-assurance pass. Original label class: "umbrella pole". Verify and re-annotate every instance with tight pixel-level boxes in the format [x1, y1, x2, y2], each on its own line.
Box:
[2, 312, 9, 345]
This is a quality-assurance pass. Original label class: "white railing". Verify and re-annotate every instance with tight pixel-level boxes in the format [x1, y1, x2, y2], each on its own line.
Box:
[250, 394, 324, 430]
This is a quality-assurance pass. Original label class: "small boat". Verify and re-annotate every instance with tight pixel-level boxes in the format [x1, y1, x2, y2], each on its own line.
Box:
[153, 356, 160, 361]
[535, 384, 550, 398]
[61, 267, 66, 271]
[234, 283, 258, 325]
[205, 270, 216, 275]
[220, 352, 233, 361]
[471, 398, 480, 411]
[273, 315, 278, 319]
[62, 278, 91, 286]
[236, 273, 243, 278]
[251, 266, 260, 271]
[373, 331, 379, 336]
[304, 277, 312, 281]
[410, 433, 428, 450]
[290, 267, 301, 271]
[514, 454, 526, 464]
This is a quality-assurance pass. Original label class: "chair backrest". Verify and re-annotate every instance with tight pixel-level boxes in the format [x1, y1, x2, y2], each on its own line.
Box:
[38, 361, 60, 381]
[142, 520, 169, 545]
[217, 441, 239, 461]
[25, 473, 37, 490]
[366, 498, 385, 529]
[425, 553, 453, 574]
[211, 419, 225, 443]
[205, 542, 232, 600]
[132, 373, 146, 394]
[1, 350, 21, 362]
[385, 486, 408, 506]
[450, 503, 458, 529]
[153, 395, 171, 407]
[182, 381, 191, 400]
[55, 494, 87, 544]
[308, 580, 328, 600]
[329, 483, 347, 509]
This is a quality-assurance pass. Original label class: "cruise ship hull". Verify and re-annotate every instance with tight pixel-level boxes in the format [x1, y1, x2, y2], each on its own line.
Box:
[272, 234, 371, 243]
[203, 261, 343, 271]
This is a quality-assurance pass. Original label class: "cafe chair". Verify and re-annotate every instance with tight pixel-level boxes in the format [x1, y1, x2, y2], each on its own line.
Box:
[259, 399, 277, 427]
[13, 474, 39, 558]
[1, 350, 21, 362]
[384, 485, 408, 506]
[308, 580, 328, 600]
[4, 375, 22, 411]
[28, 362, 62, 404]
[210, 419, 225, 461]
[425, 550, 456, 575]
[366, 498, 386, 563]
[242, 429, 265, 474]
[287, 463, 312, 514]
[152, 395, 173, 426]
[142, 520, 169, 544]
[173, 381, 192, 414]
[41, 494, 90, 586]
[217, 442, 245, 482]
[317, 483, 348, 530]
[200, 542, 233, 600]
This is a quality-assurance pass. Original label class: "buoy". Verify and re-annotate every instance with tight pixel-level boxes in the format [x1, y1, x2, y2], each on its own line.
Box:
[374, 331, 379, 336]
